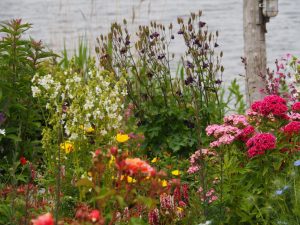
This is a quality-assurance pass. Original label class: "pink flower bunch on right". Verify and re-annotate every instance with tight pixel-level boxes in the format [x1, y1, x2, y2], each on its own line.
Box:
[246, 133, 276, 158]
[282, 121, 300, 135]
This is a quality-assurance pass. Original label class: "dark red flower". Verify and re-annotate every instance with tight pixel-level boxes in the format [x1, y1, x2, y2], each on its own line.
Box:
[20, 157, 27, 165]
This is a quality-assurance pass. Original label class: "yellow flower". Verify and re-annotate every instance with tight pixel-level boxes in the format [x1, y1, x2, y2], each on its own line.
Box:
[161, 179, 168, 187]
[109, 155, 115, 167]
[60, 141, 74, 154]
[127, 176, 137, 183]
[116, 133, 130, 143]
[176, 207, 183, 212]
[85, 126, 95, 133]
[171, 170, 180, 176]
[80, 125, 95, 133]
[151, 157, 157, 163]
[88, 172, 92, 177]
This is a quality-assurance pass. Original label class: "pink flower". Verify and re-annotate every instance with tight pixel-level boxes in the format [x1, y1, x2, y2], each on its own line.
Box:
[31, 213, 54, 225]
[246, 133, 276, 158]
[148, 208, 159, 225]
[282, 121, 300, 135]
[224, 114, 249, 128]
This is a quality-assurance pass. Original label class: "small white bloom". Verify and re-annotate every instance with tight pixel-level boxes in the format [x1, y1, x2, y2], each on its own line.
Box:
[100, 129, 107, 135]
[0, 129, 6, 136]
[31, 86, 41, 97]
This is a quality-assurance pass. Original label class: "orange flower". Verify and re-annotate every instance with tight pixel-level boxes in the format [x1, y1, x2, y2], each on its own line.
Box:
[124, 158, 155, 176]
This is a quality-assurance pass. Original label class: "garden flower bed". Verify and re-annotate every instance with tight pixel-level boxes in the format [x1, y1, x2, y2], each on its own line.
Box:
[0, 13, 300, 225]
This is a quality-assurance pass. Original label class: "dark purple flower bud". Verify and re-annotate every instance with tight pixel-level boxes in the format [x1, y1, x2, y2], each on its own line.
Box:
[171, 34, 175, 39]
[215, 79, 222, 85]
[203, 63, 209, 69]
[214, 43, 219, 48]
[158, 54, 165, 60]
[199, 21, 206, 28]
[178, 30, 184, 35]
[204, 43, 209, 50]
[185, 76, 194, 85]
[0, 112, 6, 125]
[186, 61, 194, 69]
[125, 40, 130, 46]
[152, 32, 160, 38]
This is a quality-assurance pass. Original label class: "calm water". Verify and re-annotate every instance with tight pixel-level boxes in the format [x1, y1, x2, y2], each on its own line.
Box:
[1, 0, 300, 89]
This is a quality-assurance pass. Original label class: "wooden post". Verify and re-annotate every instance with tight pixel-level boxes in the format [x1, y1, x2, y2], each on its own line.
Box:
[243, 0, 267, 105]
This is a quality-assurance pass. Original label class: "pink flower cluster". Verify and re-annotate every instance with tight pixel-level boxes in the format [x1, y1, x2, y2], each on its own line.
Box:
[148, 208, 160, 225]
[246, 133, 276, 158]
[282, 121, 300, 135]
[223, 114, 249, 128]
[251, 95, 288, 117]
[206, 124, 242, 148]
[197, 187, 218, 204]
[188, 149, 216, 174]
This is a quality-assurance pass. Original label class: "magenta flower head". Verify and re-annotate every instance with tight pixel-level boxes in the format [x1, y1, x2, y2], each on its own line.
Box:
[282, 121, 300, 135]
[292, 102, 300, 113]
[246, 133, 276, 158]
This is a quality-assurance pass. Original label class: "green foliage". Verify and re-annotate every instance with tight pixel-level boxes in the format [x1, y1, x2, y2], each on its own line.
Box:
[97, 12, 233, 156]
[0, 19, 54, 169]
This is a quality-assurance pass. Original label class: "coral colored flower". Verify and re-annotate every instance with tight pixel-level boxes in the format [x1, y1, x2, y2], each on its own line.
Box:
[292, 102, 300, 112]
[116, 133, 130, 143]
[89, 209, 100, 222]
[282, 121, 300, 135]
[124, 158, 155, 176]
[171, 170, 180, 176]
[20, 156, 27, 165]
[31, 213, 54, 225]
[60, 141, 74, 154]
[246, 133, 276, 158]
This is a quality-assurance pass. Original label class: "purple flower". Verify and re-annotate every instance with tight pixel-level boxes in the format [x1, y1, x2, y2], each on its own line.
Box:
[294, 160, 300, 166]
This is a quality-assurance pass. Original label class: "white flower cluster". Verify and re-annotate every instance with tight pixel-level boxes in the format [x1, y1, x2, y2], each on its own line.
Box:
[31, 61, 127, 142]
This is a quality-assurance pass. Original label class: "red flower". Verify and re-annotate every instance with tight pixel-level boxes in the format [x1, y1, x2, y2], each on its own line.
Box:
[251, 101, 262, 112]
[239, 125, 255, 142]
[31, 213, 54, 225]
[282, 121, 300, 135]
[20, 156, 27, 165]
[246, 133, 276, 158]
[292, 102, 300, 112]
[260, 95, 288, 116]
[89, 209, 100, 222]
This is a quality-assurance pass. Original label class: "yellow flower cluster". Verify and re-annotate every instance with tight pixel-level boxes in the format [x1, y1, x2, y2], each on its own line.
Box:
[60, 141, 74, 154]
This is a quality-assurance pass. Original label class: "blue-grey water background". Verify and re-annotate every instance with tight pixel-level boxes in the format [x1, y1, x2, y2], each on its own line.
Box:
[1, 0, 299, 91]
